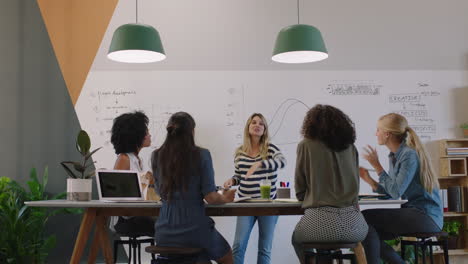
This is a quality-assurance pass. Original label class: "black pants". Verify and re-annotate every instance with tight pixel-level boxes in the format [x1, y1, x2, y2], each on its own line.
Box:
[362, 208, 441, 264]
[114, 216, 156, 237]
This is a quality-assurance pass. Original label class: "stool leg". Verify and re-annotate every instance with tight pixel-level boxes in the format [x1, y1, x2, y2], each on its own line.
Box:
[401, 241, 406, 261]
[113, 240, 119, 263]
[414, 244, 419, 264]
[132, 239, 137, 264]
[137, 241, 141, 264]
[429, 242, 434, 264]
[150, 240, 156, 260]
[354, 243, 367, 264]
[128, 239, 132, 264]
[421, 244, 426, 264]
[442, 239, 449, 264]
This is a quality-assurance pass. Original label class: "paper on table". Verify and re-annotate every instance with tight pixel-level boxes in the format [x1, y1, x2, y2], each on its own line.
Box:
[274, 198, 299, 203]
[234, 197, 252, 203]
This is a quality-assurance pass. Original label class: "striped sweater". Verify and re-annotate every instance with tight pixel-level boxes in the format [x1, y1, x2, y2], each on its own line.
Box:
[232, 143, 286, 199]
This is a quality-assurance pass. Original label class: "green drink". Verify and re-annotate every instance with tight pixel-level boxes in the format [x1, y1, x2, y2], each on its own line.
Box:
[260, 179, 271, 199]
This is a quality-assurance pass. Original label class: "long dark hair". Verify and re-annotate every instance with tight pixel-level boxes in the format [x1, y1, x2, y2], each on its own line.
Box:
[301, 104, 356, 152]
[111, 111, 149, 154]
[152, 112, 201, 201]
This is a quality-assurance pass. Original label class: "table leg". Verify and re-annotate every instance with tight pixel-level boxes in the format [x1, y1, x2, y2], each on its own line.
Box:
[97, 215, 113, 263]
[87, 223, 101, 263]
[355, 242, 367, 264]
[70, 208, 97, 264]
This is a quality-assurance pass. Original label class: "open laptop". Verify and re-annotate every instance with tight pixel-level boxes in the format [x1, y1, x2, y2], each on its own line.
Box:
[96, 169, 154, 202]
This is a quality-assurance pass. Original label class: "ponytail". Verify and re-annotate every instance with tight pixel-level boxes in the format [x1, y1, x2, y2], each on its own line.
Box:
[406, 127, 439, 192]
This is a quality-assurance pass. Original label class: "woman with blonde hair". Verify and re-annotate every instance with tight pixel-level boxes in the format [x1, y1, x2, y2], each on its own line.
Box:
[360, 113, 443, 264]
[224, 113, 286, 264]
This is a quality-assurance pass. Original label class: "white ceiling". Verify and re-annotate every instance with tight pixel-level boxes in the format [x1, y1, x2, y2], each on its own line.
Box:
[92, 0, 468, 71]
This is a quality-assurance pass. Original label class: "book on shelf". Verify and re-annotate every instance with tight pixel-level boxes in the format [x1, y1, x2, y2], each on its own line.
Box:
[439, 189, 448, 212]
[446, 147, 468, 155]
[447, 148, 468, 150]
[447, 186, 463, 213]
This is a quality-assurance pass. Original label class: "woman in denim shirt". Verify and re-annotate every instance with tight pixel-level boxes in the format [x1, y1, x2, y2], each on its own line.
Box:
[360, 113, 443, 264]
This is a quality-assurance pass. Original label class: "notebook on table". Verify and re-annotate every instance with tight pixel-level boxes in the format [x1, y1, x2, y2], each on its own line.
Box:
[358, 193, 388, 200]
[96, 169, 154, 203]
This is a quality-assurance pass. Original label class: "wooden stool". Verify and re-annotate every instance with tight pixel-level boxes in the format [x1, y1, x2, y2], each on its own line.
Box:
[145, 246, 204, 264]
[400, 232, 449, 264]
[303, 242, 359, 264]
[114, 236, 155, 264]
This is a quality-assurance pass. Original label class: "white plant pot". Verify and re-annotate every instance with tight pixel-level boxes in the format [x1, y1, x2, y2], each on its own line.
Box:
[67, 178, 92, 201]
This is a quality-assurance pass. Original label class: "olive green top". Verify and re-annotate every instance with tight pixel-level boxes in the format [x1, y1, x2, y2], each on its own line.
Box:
[295, 138, 359, 208]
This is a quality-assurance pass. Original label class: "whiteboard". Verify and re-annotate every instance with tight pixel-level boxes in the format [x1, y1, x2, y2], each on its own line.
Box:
[76, 70, 468, 263]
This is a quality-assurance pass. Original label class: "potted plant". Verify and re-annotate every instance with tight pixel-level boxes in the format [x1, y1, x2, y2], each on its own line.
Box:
[442, 220, 463, 249]
[460, 123, 468, 138]
[61, 130, 101, 201]
[0, 167, 81, 263]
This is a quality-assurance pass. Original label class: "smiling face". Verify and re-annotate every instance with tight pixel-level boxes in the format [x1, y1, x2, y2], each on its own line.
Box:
[248, 116, 265, 138]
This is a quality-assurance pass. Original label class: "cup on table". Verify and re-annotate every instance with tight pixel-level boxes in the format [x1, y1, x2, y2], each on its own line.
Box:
[260, 179, 271, 199]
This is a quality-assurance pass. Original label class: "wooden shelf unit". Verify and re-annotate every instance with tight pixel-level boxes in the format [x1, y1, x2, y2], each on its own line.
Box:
[438, 139, 468, 262]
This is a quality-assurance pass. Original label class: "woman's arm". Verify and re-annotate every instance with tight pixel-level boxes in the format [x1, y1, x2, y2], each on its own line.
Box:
[204, 189, 236, 204]
[378, 151, 418, 199]
[245, 144, 287, 177]
[295, 142, 307, 201]
[224, 156, 242, 188]
[114, 154, 130, 170]
[261, 144, 287, 171]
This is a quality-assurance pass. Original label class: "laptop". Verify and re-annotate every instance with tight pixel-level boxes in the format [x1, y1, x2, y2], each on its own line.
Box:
[96, 169, 154, 202]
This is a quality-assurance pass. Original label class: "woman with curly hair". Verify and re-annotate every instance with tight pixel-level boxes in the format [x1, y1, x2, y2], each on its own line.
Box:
[292, 105, 368, 263]
[110, 111, 155, 236]
[360, 113, 442, 264]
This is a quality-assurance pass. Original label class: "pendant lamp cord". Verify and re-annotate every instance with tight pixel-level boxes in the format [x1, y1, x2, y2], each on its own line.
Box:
[297, 0, 300, 24]
[136, 0, 138, 23]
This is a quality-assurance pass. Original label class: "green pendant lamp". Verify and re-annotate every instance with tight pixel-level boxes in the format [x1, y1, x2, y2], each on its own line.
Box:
[108, 0, 165, 63]
[272, 0, 327, 63]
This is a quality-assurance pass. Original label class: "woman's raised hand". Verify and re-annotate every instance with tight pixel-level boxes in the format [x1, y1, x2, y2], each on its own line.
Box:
[362, 145, 380, 167]
[245, 161, 262, 178]
[223, 178, 234, 189]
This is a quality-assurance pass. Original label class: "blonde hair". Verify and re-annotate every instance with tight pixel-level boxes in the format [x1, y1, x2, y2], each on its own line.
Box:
[378, 113, 439, 192]
[235, 113, 270, 159]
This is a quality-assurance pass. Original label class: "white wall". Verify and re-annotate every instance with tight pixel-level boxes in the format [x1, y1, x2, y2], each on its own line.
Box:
[76, 70, 468, 263]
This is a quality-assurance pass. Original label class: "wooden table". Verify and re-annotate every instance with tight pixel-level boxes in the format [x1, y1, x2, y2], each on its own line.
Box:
[26, 199, 406, 264]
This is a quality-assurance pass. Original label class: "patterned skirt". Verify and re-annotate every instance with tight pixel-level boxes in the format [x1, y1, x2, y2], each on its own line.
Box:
[292, 206, 368, 244]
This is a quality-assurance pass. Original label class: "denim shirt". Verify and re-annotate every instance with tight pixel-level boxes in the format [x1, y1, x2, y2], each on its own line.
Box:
[375, 143, 443, 228]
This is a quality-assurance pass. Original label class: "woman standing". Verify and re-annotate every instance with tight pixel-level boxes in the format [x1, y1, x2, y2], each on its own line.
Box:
[152, 112, 235, 264]
[224, 113, 286, 264]
[360, 113, 443, 264]
[291, 104, 368, 263]
[110, 111, 155, 235]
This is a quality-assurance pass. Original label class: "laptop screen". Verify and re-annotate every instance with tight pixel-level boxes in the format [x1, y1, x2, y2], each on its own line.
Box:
[97, 171, 142, 198]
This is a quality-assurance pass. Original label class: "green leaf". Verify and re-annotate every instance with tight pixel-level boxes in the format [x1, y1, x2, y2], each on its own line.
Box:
[84, 170, 95, 179]
[73, 163, 86, 173]
[84, 147, 102, 160]
[76, 130, 91, 155]
[61, 162, 78, 178]
[51, 192, 66, 200]
[42, 166, 48, 192]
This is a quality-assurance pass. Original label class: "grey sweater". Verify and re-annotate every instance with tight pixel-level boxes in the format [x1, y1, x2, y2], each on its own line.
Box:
[295, 138, 359, 208]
